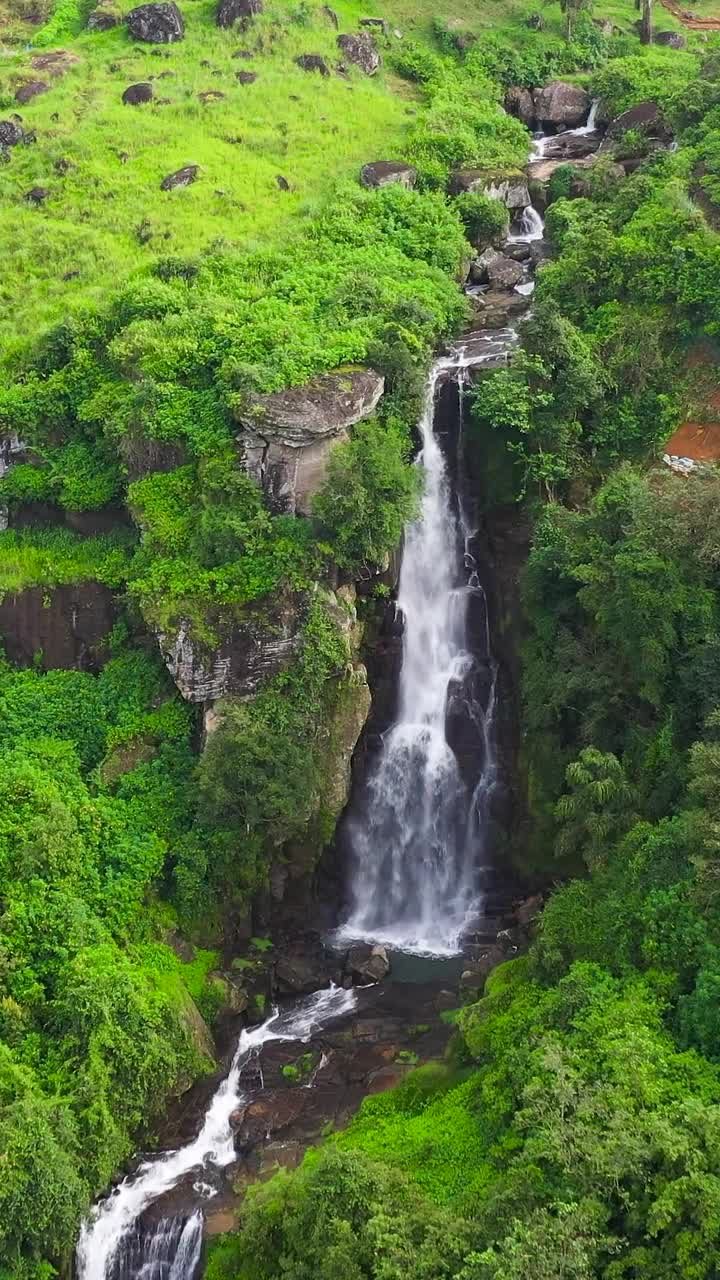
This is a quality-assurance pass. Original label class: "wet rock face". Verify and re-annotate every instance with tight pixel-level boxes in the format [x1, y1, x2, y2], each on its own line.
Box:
[236, 367, 384, 516]
[337, 32, 380, 74]
[216, 0, 262, 28]
[346, 944, 390, 984]
[0, 583, 115, 671]
[533, 79, 590, 128]
[470, 247, 524, 290]
[159, 596, 306, 703]
[127, 1, 185, 43]
[360, 160, 416, 188]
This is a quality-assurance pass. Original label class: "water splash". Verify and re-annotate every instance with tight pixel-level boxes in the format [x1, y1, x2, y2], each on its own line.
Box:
[77, 986, 357, 1280]
[507, 205, 544, 243]
[336, 340, 506, 956]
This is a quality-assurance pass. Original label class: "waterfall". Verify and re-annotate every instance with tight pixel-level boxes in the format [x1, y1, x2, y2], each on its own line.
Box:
[76, 986, 357, 1280]
[530, 97, 600, 158]
[507, 205, 544, 243]
[336, 340, 507, 956]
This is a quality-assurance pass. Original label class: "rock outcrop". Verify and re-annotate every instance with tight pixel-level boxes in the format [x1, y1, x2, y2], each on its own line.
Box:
[360, 160, 416, 188]
[122, 82, 153, 104]
[159, 592, 306, 702]
[0, 121, 27, 149]
[216, 0, 262, 27]
[337, 32, 380, 74]
[126, 1, 185, 42]
[449, 169, 530, 210]
[654, 29, 686, 47]
[533, 80, 590, 128]
[86, 6, 119, 28]
[236, 366, 384, 517]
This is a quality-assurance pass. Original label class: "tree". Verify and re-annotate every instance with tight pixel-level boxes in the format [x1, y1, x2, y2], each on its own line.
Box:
[555, 748, 637, 868]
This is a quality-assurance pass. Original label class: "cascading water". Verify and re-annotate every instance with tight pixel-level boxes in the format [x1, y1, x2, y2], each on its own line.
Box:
[507, 205, 544, 243]
[76, 985, 357, 1280]
[531, 98, 600, 159]
[336, 336, 512, 956]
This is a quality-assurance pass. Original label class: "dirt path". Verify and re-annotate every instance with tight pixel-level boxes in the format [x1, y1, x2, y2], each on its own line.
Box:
[659, 0, 720, 29]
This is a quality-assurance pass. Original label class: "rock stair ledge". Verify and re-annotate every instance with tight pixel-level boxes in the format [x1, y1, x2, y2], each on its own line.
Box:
[236, 366, 384, 517]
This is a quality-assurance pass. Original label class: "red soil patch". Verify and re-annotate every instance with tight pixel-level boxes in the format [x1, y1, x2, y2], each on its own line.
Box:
[660, 0, 720, 27]
[664, 422, 720, 460]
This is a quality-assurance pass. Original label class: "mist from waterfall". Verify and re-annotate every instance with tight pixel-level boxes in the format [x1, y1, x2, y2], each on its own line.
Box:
[338, 341, 506, 956]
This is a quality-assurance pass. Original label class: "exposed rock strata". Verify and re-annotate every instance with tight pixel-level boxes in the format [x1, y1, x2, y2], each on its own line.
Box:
[236, 367, 384, 516]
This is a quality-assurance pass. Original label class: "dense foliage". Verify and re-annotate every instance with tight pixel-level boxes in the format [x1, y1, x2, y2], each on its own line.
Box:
[208, 30, 720, 1280]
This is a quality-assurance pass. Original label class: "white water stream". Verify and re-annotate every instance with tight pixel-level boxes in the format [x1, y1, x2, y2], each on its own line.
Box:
[76, 986, 356, 1280]
[337, 338, 510, 956]
[530, 97, 600, 159]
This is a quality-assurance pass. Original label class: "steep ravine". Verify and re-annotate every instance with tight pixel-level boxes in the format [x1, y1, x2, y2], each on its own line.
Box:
[73, 101, 607, 1277]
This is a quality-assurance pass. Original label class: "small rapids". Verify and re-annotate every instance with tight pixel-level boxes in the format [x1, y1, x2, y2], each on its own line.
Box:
[76, 986, 357, 1280]
[530, 97, 600, 159]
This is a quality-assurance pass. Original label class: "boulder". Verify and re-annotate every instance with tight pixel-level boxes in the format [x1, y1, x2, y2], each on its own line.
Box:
[122, 81, 153, 104]
[0, 121, 26, 148]
[216, 0, 261, 26]
[608, 99, 671, 142]
[486, 252, 525, 289]
[295, 53, 330, 75]
[126, 1, 185, 43]
[275, 946, 333, 994]
[540, 128, 602, 161]
[236, 366, 384, 516]
[14, 80, 49, 105]
[441, 17, 476, 51]
[321, 3, 338, 25]
[25, 186, 49, 204]
[160, 164, 198, 190]
[533, 80, 590, 128]
[276, 173, 290, 189]
[86, 7, 119, 28]
[337, 32, 380, 74]
[503, 241, 532, 262]
[198, 89, 225, 102]
[346, 944, 390, 984]
[504, 85, 535, 128]
[236, 70, 257, 83]
[448, 169, 530, 209]
[360, 160, 416, 188]
[460, 944, 506, 993]
[654, 29, 686, 48]
[30, 49, 80, 76]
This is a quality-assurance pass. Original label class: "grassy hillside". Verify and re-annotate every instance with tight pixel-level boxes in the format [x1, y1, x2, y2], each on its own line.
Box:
[0, 0, 676, 353]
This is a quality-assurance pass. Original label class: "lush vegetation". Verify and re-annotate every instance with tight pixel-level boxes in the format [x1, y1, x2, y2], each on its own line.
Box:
[3, 0, 720, 1269]
[208, 27, 720, 1280]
